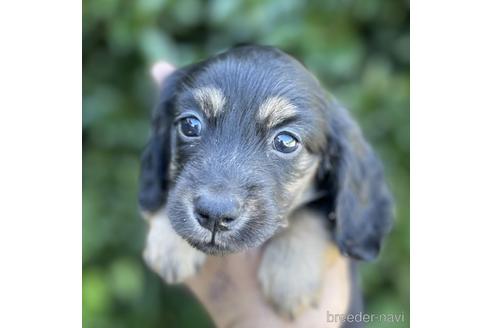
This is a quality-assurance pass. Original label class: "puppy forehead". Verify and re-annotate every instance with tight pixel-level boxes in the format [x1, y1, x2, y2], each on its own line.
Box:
[181, 52, 304, 118]
[190, 85, 297, 124]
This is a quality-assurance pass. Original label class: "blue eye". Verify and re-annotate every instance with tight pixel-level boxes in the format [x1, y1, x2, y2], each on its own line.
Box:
[179, 116, 202, 137]
[273, 132, 299, 153]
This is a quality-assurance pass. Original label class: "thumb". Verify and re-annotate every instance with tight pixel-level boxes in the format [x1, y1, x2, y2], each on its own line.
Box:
[150, 61, 176, 87]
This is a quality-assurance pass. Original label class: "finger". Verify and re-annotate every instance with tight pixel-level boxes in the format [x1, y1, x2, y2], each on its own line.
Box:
[151, 61, 176, 87]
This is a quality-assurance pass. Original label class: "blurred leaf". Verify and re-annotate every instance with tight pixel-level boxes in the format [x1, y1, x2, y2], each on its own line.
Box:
[83, 268, 111, 314]
[138, 27, 178, 64]
[109, 257, 144, 302]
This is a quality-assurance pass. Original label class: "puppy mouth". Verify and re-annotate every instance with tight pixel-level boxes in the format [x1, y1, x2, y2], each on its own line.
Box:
[169, 215, 239, 254]
[188, 238, 233, 255]
[179, 218, 257, 255]
[185, 227, 241, 255]
[181, 219, 278, 255]
[197, 221, 223, 253]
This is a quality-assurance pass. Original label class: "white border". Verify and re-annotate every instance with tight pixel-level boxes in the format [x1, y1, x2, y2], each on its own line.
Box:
[1, 0, 492, 327]
[412, 0, 492, 326]
[0, 1, 81, 327]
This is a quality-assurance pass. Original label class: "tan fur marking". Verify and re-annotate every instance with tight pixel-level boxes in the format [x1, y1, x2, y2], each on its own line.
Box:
[285, 153, 320, 211]
[323, 243, 351, 328]
[192, 87, 226, 117]
[258, 210, 331, 319]
[257, 96, 297, 128]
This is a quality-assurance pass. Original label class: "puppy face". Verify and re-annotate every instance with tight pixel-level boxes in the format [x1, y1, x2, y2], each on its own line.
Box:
[139, 46, 393, 259]
[165, 51, 329, 254]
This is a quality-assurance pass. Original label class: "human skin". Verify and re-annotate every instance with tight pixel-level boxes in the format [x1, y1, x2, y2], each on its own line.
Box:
[185, 247, 350, 328]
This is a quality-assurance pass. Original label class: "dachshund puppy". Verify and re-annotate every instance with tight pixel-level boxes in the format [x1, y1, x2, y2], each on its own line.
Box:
[139, 45, 393, 318]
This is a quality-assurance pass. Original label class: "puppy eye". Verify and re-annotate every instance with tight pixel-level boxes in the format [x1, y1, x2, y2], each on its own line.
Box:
[273, 132, 299, 153]
[179, 116, 202, 137]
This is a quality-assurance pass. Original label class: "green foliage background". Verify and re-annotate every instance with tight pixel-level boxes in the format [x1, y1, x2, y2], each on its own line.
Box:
[83, 0, 409, 327]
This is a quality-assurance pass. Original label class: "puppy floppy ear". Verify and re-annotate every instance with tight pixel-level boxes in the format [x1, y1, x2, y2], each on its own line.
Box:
[138, 67, 186, 213]
[317, 104, 394, 261]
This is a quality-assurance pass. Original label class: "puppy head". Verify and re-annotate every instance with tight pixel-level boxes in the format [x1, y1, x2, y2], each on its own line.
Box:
[139, 45, 393, 257]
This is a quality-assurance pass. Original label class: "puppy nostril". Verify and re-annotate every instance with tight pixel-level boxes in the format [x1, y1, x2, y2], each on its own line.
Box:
[195, 210, 209, 227]
[221, 217, 235, 224]
[198, 211, 209, 220]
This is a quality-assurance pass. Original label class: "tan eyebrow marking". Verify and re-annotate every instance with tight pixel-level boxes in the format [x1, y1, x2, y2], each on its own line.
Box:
[257, 96, 297, 128]
[192, 87, 226, 117]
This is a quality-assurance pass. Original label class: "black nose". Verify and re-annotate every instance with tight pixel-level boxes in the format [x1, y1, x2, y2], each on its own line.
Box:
[194, 193, 240, 231]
